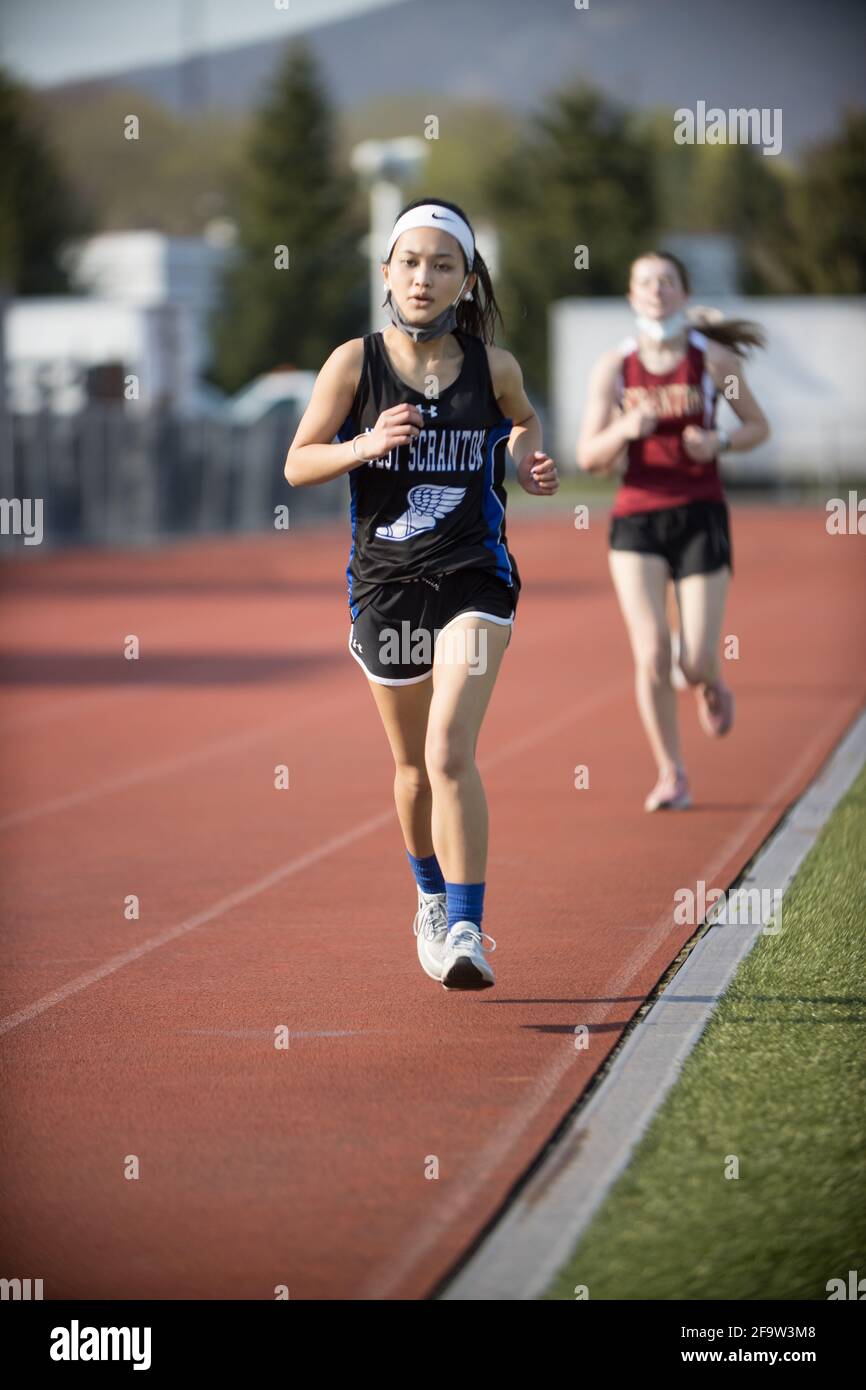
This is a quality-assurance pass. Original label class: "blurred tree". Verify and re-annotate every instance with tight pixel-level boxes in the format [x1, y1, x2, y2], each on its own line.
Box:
[340, 94, 521, 221]
[36, 83, 251, 235]
[779, 107, 866, 293]
[207, 42, 366, 394]
[0, 68, 91, 293]
[641, 109, 796, 292]
[483, 84, 655, 400]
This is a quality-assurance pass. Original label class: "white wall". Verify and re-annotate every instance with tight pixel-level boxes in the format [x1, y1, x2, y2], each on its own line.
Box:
[64, 231, 233, 396]
[551, 297, 866, 480]
[5, 299, 191, 413]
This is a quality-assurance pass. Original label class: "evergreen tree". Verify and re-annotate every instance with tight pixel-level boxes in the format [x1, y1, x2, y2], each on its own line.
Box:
[781, 108, 866, 293]
[484, 83, 655, 400]
[0, 67, 91, 293]
[642, 109, 794, 292]
[208, 42, 366, 393]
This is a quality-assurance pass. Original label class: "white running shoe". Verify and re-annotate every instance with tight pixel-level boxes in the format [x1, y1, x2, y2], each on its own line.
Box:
[412, 890, 449, 981]
[440, 921, 496, 991]
[670, 629, 688, 690]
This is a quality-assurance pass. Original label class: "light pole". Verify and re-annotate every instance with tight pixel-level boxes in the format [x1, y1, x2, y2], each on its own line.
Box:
[350, 138, 427, 335]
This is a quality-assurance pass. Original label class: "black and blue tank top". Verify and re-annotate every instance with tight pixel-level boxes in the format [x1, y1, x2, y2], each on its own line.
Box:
[335, 328, 521, 620]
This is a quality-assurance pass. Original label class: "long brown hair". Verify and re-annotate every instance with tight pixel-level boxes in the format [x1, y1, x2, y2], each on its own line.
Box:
[632, 249, 767, 357]
[382, 197, 504, 345]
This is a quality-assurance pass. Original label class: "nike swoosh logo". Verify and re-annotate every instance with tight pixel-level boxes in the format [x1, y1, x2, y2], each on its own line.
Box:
[431, 211, 448, 218]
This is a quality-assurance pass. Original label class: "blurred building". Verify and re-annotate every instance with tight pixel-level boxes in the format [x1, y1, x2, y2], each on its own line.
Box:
[3, 230, 235, 416]
[552, 295, 866, 480]
[658, 234, 741, 297]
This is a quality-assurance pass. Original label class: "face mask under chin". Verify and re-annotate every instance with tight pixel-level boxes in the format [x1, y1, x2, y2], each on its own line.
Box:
[633, 309, 688, 342]
[382, 278, 469, 343]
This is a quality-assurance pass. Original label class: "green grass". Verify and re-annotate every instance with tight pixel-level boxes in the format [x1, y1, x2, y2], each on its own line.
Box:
[501, 475, 863, 515]
[542, 760, 866, 1301]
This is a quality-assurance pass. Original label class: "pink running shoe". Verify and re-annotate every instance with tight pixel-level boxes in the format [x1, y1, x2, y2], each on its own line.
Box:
[695, 679, 735, 737]
[644, 765, 692, 812]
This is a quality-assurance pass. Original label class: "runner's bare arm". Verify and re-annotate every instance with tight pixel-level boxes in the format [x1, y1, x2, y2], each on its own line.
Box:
[285, 341, 424, 486]
[487, 346, 543, 469]
[576, 349, 633, 474]
[284, 340, 366, 487]
[488, 347, 559, 493]
[705, 344, 771, 451]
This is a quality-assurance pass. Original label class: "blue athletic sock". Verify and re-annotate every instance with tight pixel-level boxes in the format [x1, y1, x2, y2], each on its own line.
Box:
[445, 880, 485, 934]
[406, 849, 446, 895]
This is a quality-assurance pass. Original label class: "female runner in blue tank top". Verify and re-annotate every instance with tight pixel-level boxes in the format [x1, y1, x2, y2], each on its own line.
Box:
[285, 199, 558, 991]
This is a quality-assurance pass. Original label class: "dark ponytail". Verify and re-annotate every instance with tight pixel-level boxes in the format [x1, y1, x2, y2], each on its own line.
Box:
[383, 197, 505, 345]
[633, 249, 767, 357]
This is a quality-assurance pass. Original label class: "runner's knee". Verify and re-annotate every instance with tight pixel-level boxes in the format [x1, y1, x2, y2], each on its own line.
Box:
[394, 761, 431, 795]
[635, 636, 672, 686]
[425, 729, 474, 783]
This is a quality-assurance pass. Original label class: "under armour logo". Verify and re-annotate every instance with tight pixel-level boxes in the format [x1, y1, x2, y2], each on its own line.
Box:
[418, 404, 438, 418]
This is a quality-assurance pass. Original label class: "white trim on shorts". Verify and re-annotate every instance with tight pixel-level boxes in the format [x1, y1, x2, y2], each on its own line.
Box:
[435, 608, 514, 641]
[347, 627, 433, 685]
[347, 609, 515, 686]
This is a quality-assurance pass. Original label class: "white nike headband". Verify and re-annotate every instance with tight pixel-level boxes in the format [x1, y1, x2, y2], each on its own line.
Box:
[385, 204, 475, 269]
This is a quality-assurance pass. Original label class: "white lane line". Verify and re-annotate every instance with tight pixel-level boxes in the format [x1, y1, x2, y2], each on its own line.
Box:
[0, 689, 138, 732]
[358, 705, 863, 1300]
[0, 679, 625, 1038]
[0, 583, 564, 827]
[436, 705, 866, 1301]
[0, 572, 794, 827]
[176, 1029, 370, 1039]
[0, 724, 278, 831]
[0, 688, 350, 832]
[173, 1029, 418, 1039]
[0, 644, 334, 733]
[0, 813, 395, 1037]
[0, 601, 299, 732]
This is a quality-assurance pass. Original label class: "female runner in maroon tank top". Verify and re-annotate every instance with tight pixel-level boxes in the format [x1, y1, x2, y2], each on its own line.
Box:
[577, 251, 770, 810]
[284, 198, 558, 989]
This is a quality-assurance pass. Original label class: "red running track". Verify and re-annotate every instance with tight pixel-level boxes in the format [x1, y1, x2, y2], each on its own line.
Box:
[0, 503, 864, 1299]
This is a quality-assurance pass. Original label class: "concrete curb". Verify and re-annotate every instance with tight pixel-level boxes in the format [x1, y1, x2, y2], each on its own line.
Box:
[439, 706, 866, 1300]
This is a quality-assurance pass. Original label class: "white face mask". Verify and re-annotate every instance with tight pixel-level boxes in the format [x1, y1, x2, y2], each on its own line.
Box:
[633, 309, 687, 342]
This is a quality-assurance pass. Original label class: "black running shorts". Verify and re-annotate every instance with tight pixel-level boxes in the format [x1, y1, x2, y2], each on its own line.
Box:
[608, 500, 733, 580]
[348, 568, 517, 685]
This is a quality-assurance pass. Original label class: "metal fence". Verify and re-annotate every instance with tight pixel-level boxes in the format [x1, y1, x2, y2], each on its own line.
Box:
[0, 402, 346, 553]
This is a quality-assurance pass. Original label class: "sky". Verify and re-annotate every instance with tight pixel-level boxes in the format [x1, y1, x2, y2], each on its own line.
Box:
[0, 0, 405, 86]
[1, 0, 861, 164]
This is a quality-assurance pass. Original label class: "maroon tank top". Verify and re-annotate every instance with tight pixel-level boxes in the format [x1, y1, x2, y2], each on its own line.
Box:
[611, 327, 723, 518]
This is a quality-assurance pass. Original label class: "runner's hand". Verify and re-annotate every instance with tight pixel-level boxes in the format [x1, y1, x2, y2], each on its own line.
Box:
[682, 425, 720, 463]
[518, 451, 559, 495]
[353, 403, 423, 463]
[620, 405, 658, 440]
